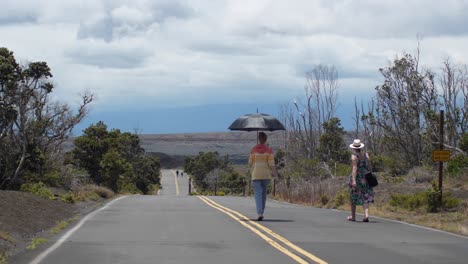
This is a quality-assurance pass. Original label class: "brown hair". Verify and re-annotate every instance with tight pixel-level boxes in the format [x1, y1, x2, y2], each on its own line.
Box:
[258, 132, 267, 144]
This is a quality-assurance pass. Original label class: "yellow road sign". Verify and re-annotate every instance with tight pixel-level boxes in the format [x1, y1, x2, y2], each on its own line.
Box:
[432, 150, 450, 162]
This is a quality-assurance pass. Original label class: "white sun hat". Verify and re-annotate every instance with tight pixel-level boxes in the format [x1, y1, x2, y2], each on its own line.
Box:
[349, 139, 365, 149]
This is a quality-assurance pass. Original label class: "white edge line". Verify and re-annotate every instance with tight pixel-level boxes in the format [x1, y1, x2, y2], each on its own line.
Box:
[29, 195, 128, 264]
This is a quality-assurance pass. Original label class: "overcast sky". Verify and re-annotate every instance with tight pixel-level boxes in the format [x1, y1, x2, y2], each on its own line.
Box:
[1, 0, 468, 134]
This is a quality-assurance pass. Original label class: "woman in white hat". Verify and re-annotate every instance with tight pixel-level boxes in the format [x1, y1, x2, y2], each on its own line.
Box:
[347, 139, 374, 222]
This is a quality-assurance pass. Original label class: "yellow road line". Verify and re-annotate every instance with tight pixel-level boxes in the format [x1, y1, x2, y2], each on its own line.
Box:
[198, 196, 309, 264]
[200, 196, 328, 264]
[172, 170, 180, 196]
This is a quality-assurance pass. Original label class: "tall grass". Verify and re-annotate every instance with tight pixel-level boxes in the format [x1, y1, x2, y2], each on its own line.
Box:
[273, 177, 347, 207]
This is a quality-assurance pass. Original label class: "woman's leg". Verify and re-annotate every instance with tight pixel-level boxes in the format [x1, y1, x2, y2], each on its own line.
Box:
[364, 202, 369, 219]
[349, 204, 356, 220]
[252, 180, 263, 216]
[261, 180, 270, 213]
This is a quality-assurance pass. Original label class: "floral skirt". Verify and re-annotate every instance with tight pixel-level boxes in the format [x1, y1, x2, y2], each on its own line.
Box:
[349, 173, 374, 205]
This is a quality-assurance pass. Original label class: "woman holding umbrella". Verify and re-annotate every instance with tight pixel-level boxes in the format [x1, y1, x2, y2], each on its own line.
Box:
[249, 132, 278, 221]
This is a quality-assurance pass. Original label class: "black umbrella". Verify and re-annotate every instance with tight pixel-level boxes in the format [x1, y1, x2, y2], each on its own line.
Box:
[228, 113, 285, 132]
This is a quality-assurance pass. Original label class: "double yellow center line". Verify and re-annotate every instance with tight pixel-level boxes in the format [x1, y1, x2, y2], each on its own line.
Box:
[198, 196, 327, 264]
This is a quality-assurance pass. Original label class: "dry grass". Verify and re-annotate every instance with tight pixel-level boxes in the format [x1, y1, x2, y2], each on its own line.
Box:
[334, 203, 468, 236]
[26, 237, 48, 250]
[50, 216, 79, 235]
[0, 252, 7, 264]
[0, 231, 14, 245]
[271, 175, 468, 237]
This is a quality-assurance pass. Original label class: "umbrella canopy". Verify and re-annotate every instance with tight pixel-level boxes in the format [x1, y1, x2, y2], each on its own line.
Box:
[228, 113, 286, 131]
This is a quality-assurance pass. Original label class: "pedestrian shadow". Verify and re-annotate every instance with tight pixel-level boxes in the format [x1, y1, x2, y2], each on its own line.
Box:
[243, 219, 295, 223]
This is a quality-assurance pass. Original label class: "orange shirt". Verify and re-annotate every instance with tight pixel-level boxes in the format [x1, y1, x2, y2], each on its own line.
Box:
[249, 144, 275, 180]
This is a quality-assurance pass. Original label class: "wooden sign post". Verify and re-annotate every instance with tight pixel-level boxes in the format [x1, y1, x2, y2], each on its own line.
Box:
[432, 110, 449, 207]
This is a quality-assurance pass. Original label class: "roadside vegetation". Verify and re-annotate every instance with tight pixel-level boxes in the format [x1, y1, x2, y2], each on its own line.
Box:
[0, 47, 161, 196]
[0, 47, 162, 262]
[184, 152, 244, 195]
[184, 46, 468, 236]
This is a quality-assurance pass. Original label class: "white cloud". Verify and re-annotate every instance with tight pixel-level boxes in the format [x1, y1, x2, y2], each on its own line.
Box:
[1, 0, 468, 115]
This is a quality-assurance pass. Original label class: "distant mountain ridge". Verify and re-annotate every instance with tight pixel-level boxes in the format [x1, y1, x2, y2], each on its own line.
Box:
[139, 131, 286, 158]
[64, 131, 286, 165]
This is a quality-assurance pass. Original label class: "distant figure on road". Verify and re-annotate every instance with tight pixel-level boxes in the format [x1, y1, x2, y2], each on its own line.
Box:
[176, 170, 179, 177]
[249, 132, 278, 221]
[348, 139, 374, 222]
[180, 172, 183, 177]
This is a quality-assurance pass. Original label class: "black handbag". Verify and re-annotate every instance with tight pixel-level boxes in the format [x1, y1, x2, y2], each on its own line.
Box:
[365, 172, 378, 187]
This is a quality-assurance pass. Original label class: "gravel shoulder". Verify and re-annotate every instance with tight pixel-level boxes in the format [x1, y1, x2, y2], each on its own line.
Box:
[0, 190, 105, 262]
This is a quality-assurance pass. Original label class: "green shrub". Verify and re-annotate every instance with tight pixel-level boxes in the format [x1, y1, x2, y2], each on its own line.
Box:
[382, 174, 405, 184]
[42, 171, 61, 187]
[50, 218, 77, 234]
[20, 182, 54, 200]
[61, 192, 76, 203]
[333, 189, 348, 208]
[443, 195, 461, 210]
[74, 190, 100, 202]
[447, 154, 468, 175]
[0, 252, 8, 264]
[27, 237, 48, 250]
[147, 184, 160, 195]
[83, 185, 114, 199]
[335, 163, 352, 177]
[320, 194, 329, 205]
[372, 155, 406, 175]
[426, 183, 441, 213]
[119, 182, 141, 194]
[389, 181, 461, 213]
[389, 192, 427, 211]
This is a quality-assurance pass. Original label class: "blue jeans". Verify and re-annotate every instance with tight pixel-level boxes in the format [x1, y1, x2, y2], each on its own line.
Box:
[253, 179, 270, 215]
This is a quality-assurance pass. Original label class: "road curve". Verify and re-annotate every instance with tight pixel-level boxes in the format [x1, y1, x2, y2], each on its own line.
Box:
[15, 169, 468, 264]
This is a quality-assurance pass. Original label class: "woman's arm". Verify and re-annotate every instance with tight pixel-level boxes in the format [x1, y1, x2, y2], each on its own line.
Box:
[366, 153, 372, 172]
[351, 155, 358, 186]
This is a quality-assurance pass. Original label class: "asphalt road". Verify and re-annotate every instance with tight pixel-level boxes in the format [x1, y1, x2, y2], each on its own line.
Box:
[18, 170, 468, 264]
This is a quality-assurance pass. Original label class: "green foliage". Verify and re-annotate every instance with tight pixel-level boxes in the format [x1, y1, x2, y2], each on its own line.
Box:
[459, 133, 468, 152]
[382, 174, 405, 184]
[390, 192, 427, 211]
[334, 163, 352, 177]
[20, 182, 54, 200]
[274, 149, 286, 170]
[71, 185, 114, 202]
[42, 171, 61, 187]
[288, 158, 324, 179]
[73, 121, 110, 185]
[118, 182, 141, 194]
[147, 184, 161, 195]
[100, 150, 134, 192]
[218, 170, 244, 194]
[0, 252, 7, 264]
[184, 152, 220, 190]
[389, 181, 461, 213]
[73, 122, 160, 194]
[371, 155, 406, 176]
[320, 194, 329, 205]
[184, 152, 244, 194]
[133, 156, 161, 194]
[50, 218, 77, 234]
[318, 117, 349, 163]
[368, 52, 439, 168]
[27, 237, 48, 250]
[333, 189, 348, 208]
[61, 192, 76, 203]
[447, 154, 468, 175]
[0, 47, 92, 190]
